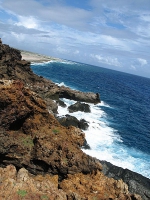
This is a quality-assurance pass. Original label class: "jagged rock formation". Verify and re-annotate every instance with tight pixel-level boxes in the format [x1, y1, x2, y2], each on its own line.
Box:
[0, 80, 101, 177]
[101, 161, 150, 200]
[0, 39, 145, 199]
[0, 165, 142, 200]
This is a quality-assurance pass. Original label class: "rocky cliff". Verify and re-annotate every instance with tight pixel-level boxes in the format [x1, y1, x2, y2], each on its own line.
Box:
[0, 38, 146, 200]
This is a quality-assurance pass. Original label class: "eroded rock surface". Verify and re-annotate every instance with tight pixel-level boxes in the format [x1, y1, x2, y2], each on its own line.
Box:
[101, 161, 150, 200]
[0, 80, 102, 178]
[0, 165, 142, 200]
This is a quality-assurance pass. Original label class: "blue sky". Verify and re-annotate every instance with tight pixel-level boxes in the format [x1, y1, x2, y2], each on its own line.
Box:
[0, 0, 150, 78]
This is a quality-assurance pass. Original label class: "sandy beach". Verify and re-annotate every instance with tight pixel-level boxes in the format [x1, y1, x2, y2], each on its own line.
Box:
[21, 50, 60, 63]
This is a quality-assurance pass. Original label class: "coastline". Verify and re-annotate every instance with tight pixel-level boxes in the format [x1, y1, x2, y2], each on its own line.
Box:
[21, 50, 62, 63]
[0, 38, 149, 199]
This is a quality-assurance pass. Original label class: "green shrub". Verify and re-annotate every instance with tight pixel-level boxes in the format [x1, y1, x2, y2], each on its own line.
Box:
[52, 129, 59, 134]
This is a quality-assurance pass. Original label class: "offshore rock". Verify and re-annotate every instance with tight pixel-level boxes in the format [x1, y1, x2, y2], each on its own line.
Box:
[68, 102, 91, 113]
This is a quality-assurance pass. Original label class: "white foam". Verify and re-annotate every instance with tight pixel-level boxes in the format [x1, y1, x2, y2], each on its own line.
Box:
[57, 98, 150, 178]
[100, 101, 112, 108]
[56, 82, 67, 87]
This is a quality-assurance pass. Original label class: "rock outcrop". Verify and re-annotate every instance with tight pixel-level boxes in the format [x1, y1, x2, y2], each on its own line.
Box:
[101, 161, 150, 200]
[0, 165, 142, 200]
[0, 80, 102, 178]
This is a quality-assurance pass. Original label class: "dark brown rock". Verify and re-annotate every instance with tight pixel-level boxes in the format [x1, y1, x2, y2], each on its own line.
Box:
[68, 102, 91, 113]
[57, 115, 89, 130]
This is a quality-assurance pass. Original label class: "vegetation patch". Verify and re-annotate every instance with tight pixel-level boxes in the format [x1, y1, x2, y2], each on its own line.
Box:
[41, 194, 49, 199]
[21, 136, 34, 148]
[17, 190, 27, 197]
[52, 129, 59, 134]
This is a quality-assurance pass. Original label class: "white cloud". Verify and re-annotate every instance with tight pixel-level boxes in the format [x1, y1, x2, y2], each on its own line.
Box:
[15, 16, 39, 29]
[74, 50, 80, 54]
[91, 54, 122, 67]
[138, 58, 147, 66]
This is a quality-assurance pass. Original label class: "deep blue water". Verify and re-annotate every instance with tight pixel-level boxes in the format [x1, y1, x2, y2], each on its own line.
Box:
[31, 60, 150, 178]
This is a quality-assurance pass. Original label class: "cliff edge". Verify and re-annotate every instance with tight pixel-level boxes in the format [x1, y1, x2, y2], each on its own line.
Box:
[0, 38, 146, 200]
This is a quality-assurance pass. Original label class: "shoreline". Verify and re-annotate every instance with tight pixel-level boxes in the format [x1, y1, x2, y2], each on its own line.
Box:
[21, 50, 62, 63]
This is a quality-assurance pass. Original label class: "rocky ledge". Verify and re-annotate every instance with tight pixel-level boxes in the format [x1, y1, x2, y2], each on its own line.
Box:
[0, 39, 148, 200]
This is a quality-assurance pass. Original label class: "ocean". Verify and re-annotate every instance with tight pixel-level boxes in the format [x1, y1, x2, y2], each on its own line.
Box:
[31, 60, 150, 179]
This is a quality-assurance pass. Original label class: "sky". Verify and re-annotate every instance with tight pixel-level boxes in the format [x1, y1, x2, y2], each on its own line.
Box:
[0, 0, 150, 78]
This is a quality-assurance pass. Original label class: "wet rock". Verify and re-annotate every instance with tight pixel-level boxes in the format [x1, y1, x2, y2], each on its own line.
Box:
[79, 119, 89, 130]
[57, 115, 89, 130]
[68, 102, 91, 113]
[56, 99, 67, 108]
[82, 139, 91, 149]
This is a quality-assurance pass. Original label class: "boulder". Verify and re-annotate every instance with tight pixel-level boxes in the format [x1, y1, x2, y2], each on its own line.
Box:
[56, 99, 67, 108]
[68, 102, 91, 113]
[57, 115, 89, 130]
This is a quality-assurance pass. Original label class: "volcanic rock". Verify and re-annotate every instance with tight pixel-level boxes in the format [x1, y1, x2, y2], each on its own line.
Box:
[59, 170, 142, 200]
[0, 165, 142, 200]
[68, 102, 91, 113]
[57, 115, 89, 130]
[0, 165, 66, 200]
[101, 161, 150, 200]
[0, 80, 102, 178]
